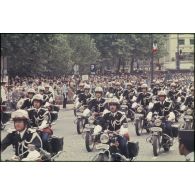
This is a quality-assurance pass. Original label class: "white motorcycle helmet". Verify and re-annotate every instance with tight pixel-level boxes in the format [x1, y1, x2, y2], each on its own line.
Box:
[11, 109, 29, 120]
[95, 87, 103, 93]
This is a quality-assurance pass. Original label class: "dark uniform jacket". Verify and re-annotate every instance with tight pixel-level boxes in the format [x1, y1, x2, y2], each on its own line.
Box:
[28, 107, 51, 128]
[78, 93, 92, 106]
[20, 98, 33, 109]
[136, 92, 152, 107]
[184, 95, 194, 109]
[43, 91, 53, 103]
[152, 100, 173, 117]
[1, 128, 42, 159]
[114, 88, 123, 99]
[167, 90, 179, 102]
[88, 98, 106, 113]
[122, 89, 136, 101]
[100, 111, 127, 131]
[152, 87, 161, 96]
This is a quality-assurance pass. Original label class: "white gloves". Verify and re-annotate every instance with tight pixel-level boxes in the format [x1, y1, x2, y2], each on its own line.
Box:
[146, 112, 153, 121]
[83, 108, 91, 117]
[94, 125, 102, 135]
[132, 102, 137, 109]
[167, 112, 175, 122]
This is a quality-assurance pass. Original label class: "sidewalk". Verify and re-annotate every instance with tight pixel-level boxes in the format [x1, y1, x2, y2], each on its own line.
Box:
[57, 104, 74, 111]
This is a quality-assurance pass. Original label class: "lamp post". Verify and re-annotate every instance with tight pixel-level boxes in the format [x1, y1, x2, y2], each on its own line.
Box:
[150, 34, 154, 83]
[176, 34, 180, 70]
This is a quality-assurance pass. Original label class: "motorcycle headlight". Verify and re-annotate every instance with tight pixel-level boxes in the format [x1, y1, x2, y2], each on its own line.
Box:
[154, 119, 162, 127]
[88, 117, 94, 124]
[123, 100, 127, 104]
[79, 107, 84, 113]
[186, 109, 193, 115]
[137, 106, 142, 113]
[100, 133, 109, 144]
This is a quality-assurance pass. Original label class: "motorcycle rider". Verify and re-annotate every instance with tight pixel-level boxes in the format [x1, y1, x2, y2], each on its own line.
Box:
[122, 82, 137, 118]
[1, 109, 42, 160]
[167, 82, 179, 102]
[28, 94, 52, 152]
[134, 83, 152, 128]
[84, 87, 106, 118]
[114, 82, 123, 99]
[184, 86, 194, 109]
[43, 84, 54, 104]
[77, 84, 92, 107]
[94, 98, 129, 157]
[136, 84, 152, 107]
[19, 88, 36, 109]
[146, 91, 177, 139]
[178, 130, 194, 161]
[152, 81, 161, 96]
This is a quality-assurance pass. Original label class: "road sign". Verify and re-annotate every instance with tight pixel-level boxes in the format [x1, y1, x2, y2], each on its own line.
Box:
[82, 75, 89, 81]
[73, 65, 79, 74]
[90, 64, 96, 75]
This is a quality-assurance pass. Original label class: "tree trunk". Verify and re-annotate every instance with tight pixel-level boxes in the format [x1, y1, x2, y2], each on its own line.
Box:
[130, 57, 134, 73]
[116, 57, 121, 74]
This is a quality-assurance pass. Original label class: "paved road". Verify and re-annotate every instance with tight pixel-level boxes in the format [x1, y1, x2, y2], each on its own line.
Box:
[1, 106, 184, 161]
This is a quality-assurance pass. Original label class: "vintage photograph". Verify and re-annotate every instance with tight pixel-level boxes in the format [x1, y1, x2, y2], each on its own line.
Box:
[1, 33, 194, 162]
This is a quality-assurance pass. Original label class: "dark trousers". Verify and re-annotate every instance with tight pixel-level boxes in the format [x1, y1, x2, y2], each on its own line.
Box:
[117, 136, 128, 158]
[41, 132, 52, 153]
[63, 95, 67, 108]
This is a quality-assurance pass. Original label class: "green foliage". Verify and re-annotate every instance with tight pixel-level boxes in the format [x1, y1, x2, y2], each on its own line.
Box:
[1, 33, 168, 76]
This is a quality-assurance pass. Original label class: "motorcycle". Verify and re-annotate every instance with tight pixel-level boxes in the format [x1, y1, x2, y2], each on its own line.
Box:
[6, 143, 63, 162]
[92, 130, 139, 161]
[74, 105, 87, 134]
[146, 114, 177, 156]
[183, 108, 194, 130]
[120, 99, 128, 116]
[84, 116, 96, 152]
[133, 104, 149, 136]
[0, 104, 11, 130]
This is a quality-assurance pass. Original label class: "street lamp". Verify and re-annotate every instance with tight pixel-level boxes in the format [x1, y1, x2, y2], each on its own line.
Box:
[150, 34, 154, 83]
[176, 34, 180, 70]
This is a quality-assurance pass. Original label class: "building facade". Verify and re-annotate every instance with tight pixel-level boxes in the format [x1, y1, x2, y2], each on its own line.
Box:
[165, 34, 194, 70]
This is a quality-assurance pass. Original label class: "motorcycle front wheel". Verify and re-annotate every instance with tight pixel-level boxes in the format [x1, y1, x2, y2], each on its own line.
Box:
[77, 118, 84, 134]
[135, 119, 142, 136]
[85, 132, 94, 152]
[152, 135, 160, 156]
[92, 153, 109, 162]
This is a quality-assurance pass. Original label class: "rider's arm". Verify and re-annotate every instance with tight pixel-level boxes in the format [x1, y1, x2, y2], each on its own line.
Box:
[1, 133, 13, 152]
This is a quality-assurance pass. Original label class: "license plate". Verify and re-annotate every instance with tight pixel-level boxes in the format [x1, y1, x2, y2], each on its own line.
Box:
[135, 114, 143, 119]
[150, 127, 162, 132]
[184, 116, 192, 120]
[96, 143, 109, 150]
[153, 132, 159, 135]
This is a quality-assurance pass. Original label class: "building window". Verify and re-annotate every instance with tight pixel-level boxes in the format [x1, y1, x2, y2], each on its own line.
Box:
[178, 39, 185, 45]
[190, 39, 194, 45]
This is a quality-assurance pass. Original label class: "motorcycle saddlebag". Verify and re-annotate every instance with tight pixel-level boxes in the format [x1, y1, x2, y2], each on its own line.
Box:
[53, 105, 60, 112]
[49, 135, 64, 154]
[127, 141, 139, 158]
[50, 111, 58, 123]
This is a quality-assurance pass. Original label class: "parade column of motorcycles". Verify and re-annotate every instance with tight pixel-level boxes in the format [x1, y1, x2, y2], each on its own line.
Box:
[0, 76, 194, 161]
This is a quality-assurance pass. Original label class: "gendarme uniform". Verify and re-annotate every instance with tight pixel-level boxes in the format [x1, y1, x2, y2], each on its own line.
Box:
[1, 128, 42, 159]
[100, 111, 127, 131]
